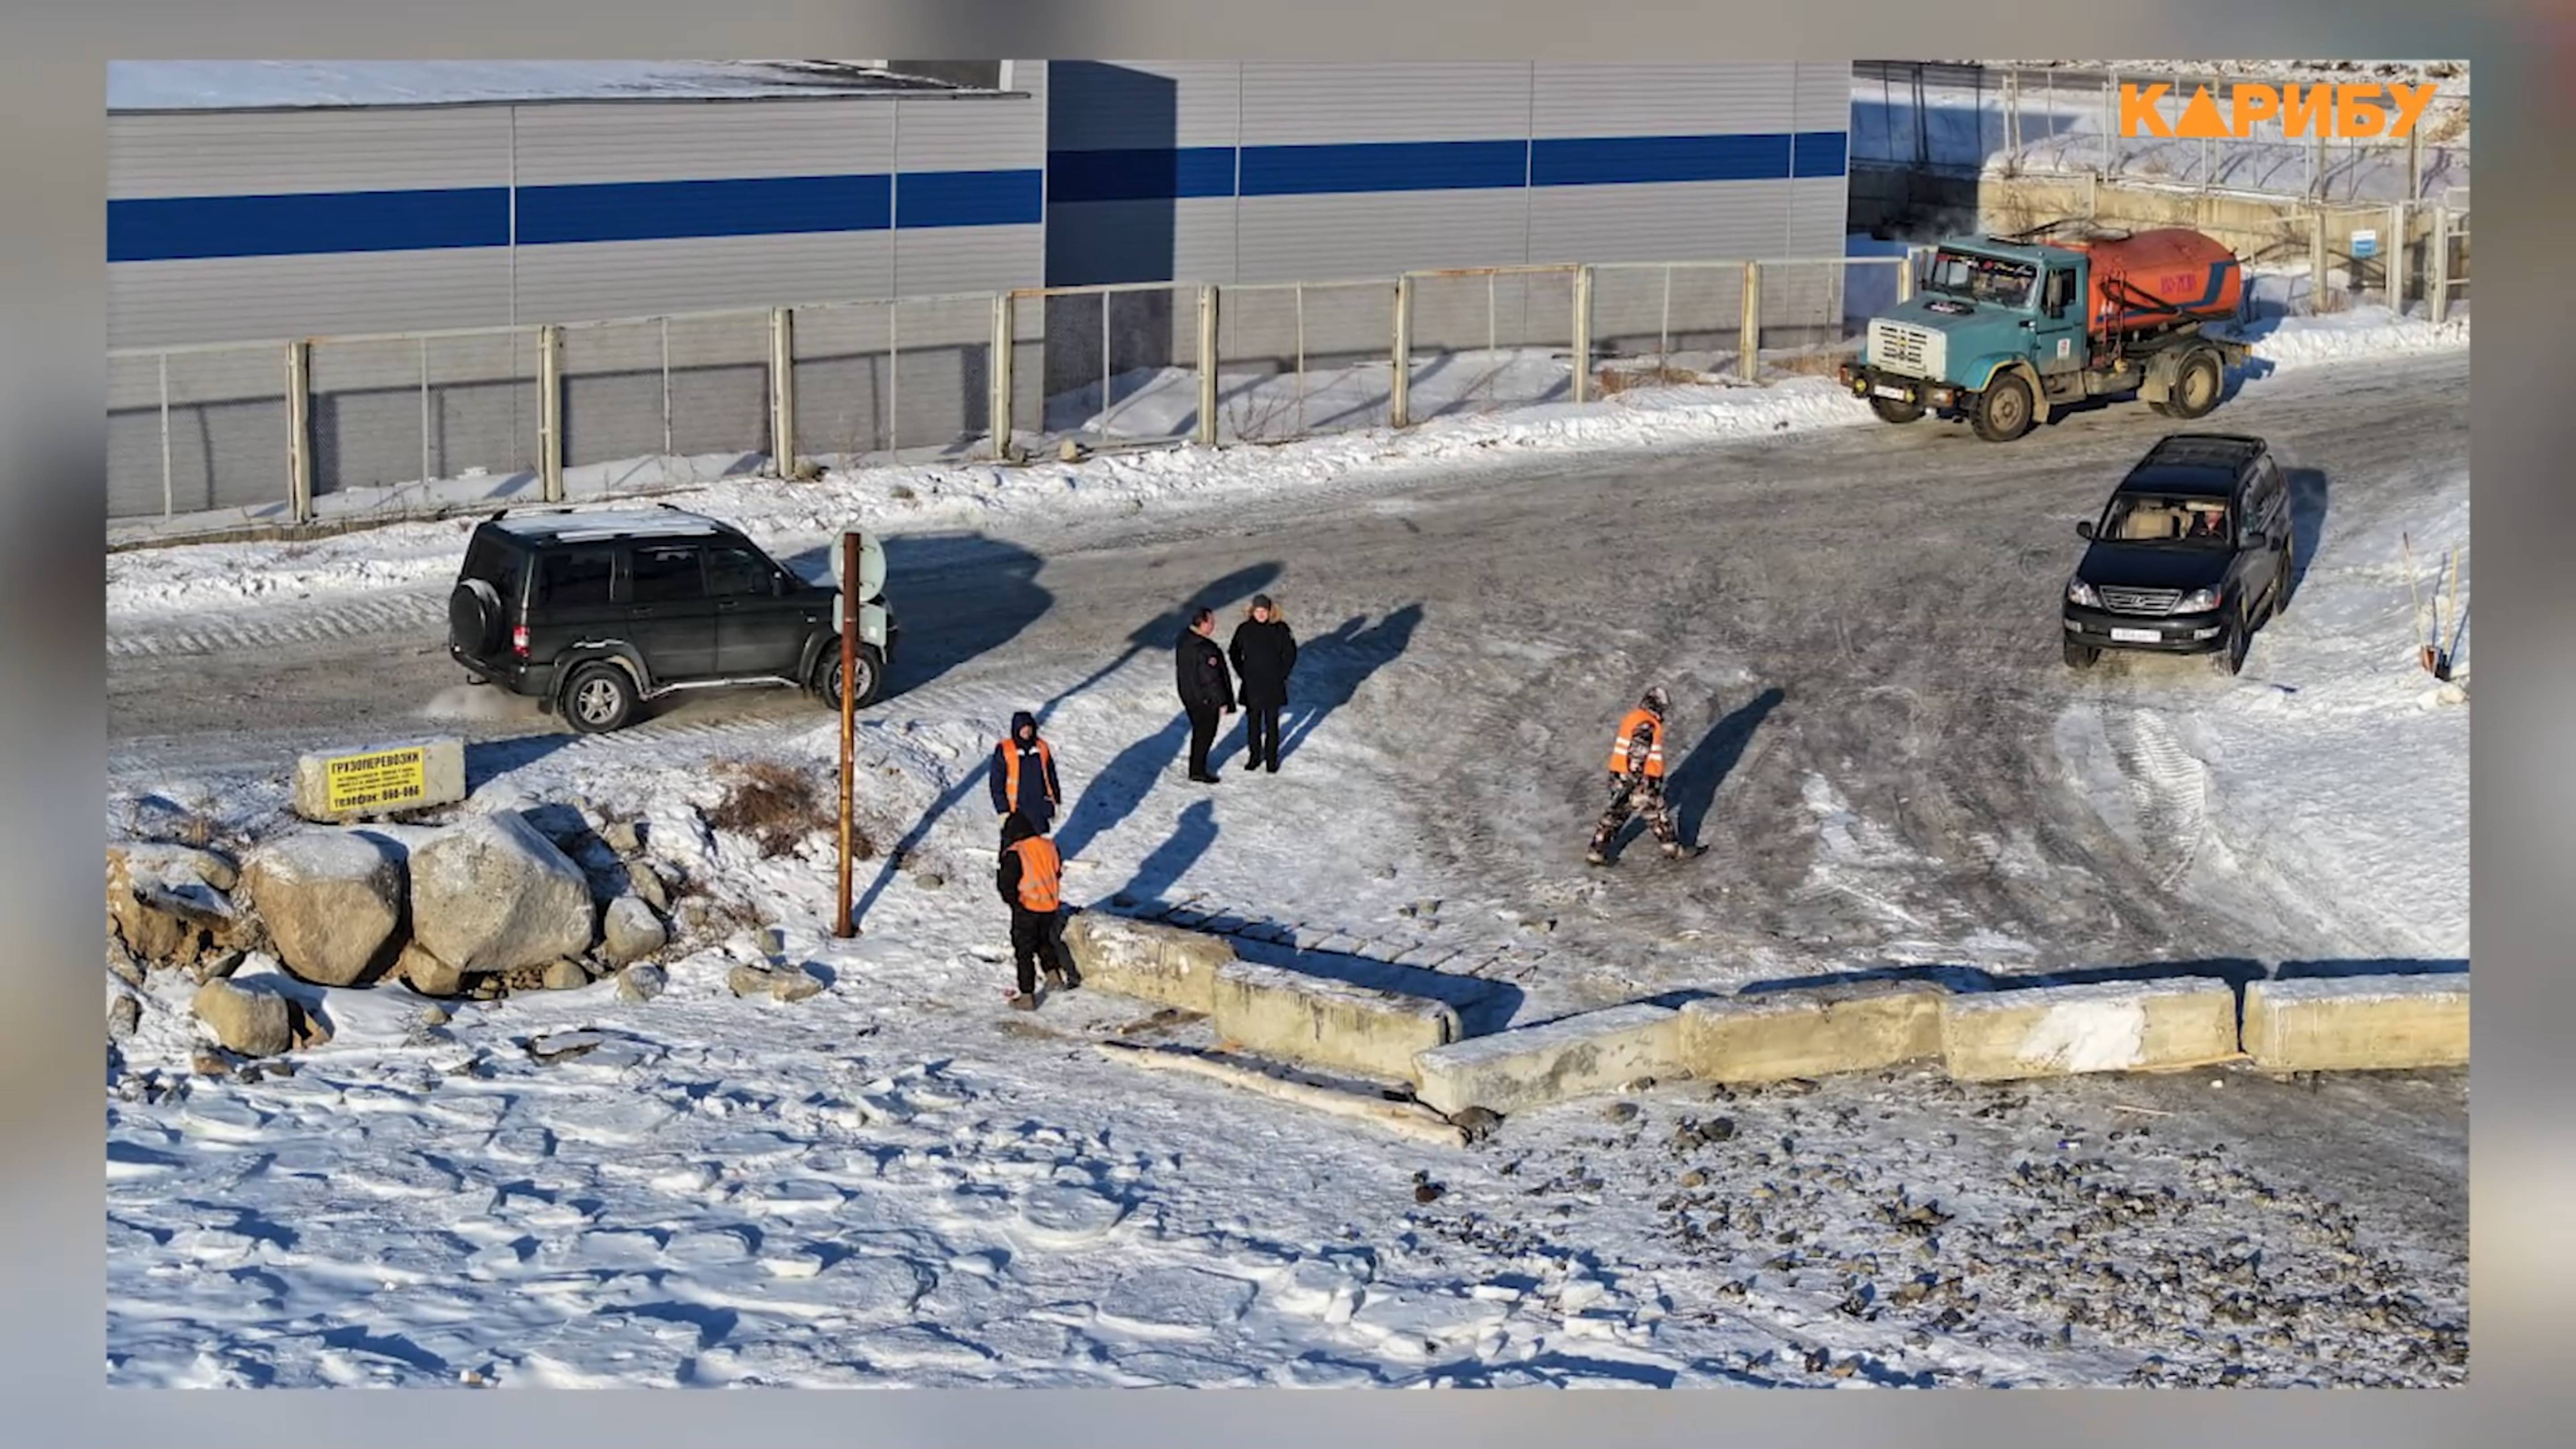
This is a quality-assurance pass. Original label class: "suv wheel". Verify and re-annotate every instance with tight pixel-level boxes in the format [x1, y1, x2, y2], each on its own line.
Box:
[2166, 347, 2224, 420]
[2063, 637, 2100, 669]
[815, 644, 885, 714]
[1971, 373, 2037, 443]
[564, 662, 640, 733]
[2211, 614, 2249, 678]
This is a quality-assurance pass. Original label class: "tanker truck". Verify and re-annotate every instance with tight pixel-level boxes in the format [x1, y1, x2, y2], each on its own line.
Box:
[1836, 225, 2254, 443]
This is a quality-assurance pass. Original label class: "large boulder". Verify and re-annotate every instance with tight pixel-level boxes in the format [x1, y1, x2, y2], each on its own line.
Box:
[240, 830, 407, 987]
[192, 978, 292, 1057]
[105, 843, 248, 964]
[602, 897, 669, 966]
[396, 942, 466, 998]
[408, 813, 597, 974]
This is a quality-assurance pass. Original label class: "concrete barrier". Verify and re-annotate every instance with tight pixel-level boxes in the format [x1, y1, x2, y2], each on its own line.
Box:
[1411, 1003, 1682, 1117]
[1941, 979, 2241, 1081]
[1680, 979, 1945, 1084]
[1059, 910, 1234, 1015]
[292, 737, 467, 823]
[2242, 974, 2468, 1072]
[1212, 961, 1461, 1086]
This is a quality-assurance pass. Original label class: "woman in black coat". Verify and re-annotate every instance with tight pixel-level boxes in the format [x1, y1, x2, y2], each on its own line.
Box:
[1228, 593, 1299, 774]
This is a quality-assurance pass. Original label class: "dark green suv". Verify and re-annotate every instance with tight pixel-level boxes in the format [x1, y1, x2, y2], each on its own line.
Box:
[445, 505, 894, 733]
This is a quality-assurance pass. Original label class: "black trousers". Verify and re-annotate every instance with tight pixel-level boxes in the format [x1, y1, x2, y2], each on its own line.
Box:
[1185, 703, 1223, 778]
[1008, 907, 1054, 995]
[1244, 702, 1283, 767]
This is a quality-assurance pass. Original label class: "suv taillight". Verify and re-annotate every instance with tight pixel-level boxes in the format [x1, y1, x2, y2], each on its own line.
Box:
[511, 625, 530, 658]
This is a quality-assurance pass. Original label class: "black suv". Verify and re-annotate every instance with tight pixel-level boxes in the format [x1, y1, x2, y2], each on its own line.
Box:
[2062, 433, 2294, 676]
[446, 505, 894, 733]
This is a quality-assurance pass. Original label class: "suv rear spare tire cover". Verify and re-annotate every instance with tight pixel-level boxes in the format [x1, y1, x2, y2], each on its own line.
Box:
[450, 579, 503, 657]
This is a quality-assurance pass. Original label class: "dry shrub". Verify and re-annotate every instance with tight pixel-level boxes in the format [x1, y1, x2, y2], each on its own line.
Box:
[707, 758, 869, 859]
[1767, 349, 1860, 378]
[1594, 363, 1705, 396]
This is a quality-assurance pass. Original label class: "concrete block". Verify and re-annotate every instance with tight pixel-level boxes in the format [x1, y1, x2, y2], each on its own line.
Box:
[1940, 979, 2241, 1081]
[1060, 911, 1233, 1015]
[1680, 979, 1945, 1084]
[1412, 1003, 1682, 1117]
[292, 737, 467, 822]
[2243, 974, 2468, 1072]
[1212, 961, 1461, 1085]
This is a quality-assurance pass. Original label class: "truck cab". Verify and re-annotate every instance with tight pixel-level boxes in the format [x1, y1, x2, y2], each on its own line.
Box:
[1838, 229, 2246, 443]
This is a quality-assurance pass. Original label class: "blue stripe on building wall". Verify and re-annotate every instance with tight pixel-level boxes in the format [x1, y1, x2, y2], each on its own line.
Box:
[1791, 131, 1848, 179]
[1531, 133, 1791, 186]
[896, 169, 1046, 228]
[1044, 146, 1239, 203]
[517, 174, 893, 246]
[1238, 140, 1532, 197]
[108, 186, 510, 263]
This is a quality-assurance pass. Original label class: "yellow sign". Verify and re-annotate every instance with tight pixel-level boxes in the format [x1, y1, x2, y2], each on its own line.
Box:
[2120, 82, 2440, 141]
[323, 746, 429, 813]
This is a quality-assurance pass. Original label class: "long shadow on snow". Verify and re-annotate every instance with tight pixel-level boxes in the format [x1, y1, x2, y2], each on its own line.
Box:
[1258, 603, 1426, 767]
[1705, 954, 2462, 1021]
[853, 563, 1280, 926]
[1604, 686, 1785, 860]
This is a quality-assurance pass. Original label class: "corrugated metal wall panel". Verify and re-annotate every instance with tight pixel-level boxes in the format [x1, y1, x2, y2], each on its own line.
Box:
[893, 223, 1042, 297]
[512, 102, 898, 184]
[1529, 179, 1801, 266]
[1795, 61, 1856, 131]
[109, 251, 514, 348]
[1531, 63, 1798, 137]
[1240, 63, 1534, 146]
[1788, 179, 1849, 253]
[108, 110, 512, 197]
[1235, 193, 1531, 282]
[1047, 200, 1238, 287]
[516, 234, 896, 322]
[895, 95, 1044, 169]
[1047, 61, 1244, 151]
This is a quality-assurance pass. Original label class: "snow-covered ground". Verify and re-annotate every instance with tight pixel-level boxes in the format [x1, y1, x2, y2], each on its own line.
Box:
[106, 307, 2467, 624]
[1851, 61, 2470, 202]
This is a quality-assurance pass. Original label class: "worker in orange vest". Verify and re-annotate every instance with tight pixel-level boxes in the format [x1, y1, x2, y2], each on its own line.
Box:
[997, 810, 1080, 1008]
[988, 710, 1063, 836]
[1587, 685, 1704, 865]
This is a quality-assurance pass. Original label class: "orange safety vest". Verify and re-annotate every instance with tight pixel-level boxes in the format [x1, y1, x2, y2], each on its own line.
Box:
[1000, 737, 1058, 811]
[1607, 707, 1666, 779]
[1009, 836, 1062, 912]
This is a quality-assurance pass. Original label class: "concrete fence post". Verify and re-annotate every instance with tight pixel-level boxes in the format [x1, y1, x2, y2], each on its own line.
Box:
[284, 339, 314, 524]
[2308, 210, 2330, 314]
[1391, 274, 1413, 429]
[538, 324, 564, 503]
[1196, 283, 1220, 447]
[767, 306, 797, 477]
[1897, 249, 1915, 304]
[1571, 265, 1593, 405]
[2428, 205, 2451, 326]
[1738, 261, 1762, 384]
[989, 292, 1014, 461]
[2388, 202, 2409, 315]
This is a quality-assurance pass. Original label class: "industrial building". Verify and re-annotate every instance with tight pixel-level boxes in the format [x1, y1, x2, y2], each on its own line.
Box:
[107, 60, 1852, 520]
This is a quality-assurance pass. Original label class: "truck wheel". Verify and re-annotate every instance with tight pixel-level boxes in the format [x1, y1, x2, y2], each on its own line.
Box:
[2166, 347, 2224, 420]
[1970, 373, 2037, 442]
[563, 662, 639, 734]
[815, 643, 885, 713]
[1868, 395, 1924, 424]
[2063, 637, 2100, 669]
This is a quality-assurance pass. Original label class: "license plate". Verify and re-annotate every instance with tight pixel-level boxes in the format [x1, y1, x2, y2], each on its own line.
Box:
[2110, 627, 2161, 644]
[1873, 385, 1910, 400]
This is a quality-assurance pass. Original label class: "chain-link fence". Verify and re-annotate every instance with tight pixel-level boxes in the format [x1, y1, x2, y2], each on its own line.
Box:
[1214, 279, 1396, 444]
[308, 327, 541, 509]
[1400, 266, 1580, 424]
[107, 343, 292, 520]
[1010, 282, 1204, 450]
[1853, 61, 2471, 205]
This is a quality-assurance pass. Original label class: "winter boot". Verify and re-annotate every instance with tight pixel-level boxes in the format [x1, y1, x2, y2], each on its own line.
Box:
[1044, 963, 1080, 993]
[1662, 842, 1708, 860]
[1005, 989, 1038, 1010]
[1585, 848, 1611, 867]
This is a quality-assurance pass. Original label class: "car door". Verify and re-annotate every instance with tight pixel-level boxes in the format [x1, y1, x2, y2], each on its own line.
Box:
[527, 542, 621, 667]
[707, 541, 812, 678]
[2032, 266, 2086, 380]
[623, 540, 719, 681]
[2228, 471, 2275, 614]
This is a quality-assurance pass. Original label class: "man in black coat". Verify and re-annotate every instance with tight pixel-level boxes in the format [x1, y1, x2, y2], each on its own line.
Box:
[1174, 605, 1237, 783]
[1227, 593, 1299, 774]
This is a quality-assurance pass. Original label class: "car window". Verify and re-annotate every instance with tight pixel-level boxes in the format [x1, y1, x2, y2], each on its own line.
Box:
[704, 545, 776, 598]
[629, 544, 705, 604]
[2104, 494, 2228, 544]
[459, 531, 523, 601]
[536, 546, 615, 608]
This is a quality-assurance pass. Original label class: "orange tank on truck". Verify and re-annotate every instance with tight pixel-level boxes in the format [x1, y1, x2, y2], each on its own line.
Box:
[2065, 228, 2246, 337]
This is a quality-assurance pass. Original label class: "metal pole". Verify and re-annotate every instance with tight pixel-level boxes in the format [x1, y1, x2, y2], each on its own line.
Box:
[419, 337, 432, 488]
[1100, 289, 1111, 433]
[537, 324, 564, 503]
[2389, 202, 2408, 312]
[1295, 284, 1308, 438]
[1659, 266, 1673, 370]
[889, 305, 901, 456]
[1196, 283, 1219, 446]
[285, 339, 313, 523]
[2102, 71, 2116, 173]
[158, 353, 171, 518]
[1391, 275, 1412, 428]
[834, 529, 858, 939]
[1738, 262, 1761, 384]
[768, 306, 797, 477]
[2309, 209, 2330, 314]
[990, 292, 1014, 461]
[1487, 271, 1497, 360]
[660, 318, 672, 458]
[1571, 264, 1593, 405]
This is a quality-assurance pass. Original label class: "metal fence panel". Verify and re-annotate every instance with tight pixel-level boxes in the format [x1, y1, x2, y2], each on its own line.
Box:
[1021, 283, 1202, 448]
[791, 300, 894, 462]
[106, 344, 291, 520]
[1587, 264, 1746, 382]
[560, 318, 679, 473]
[1403, 266, 1580, 423]
[425, 329, 541, 491]
[889, 292, 999, 460]
[1213, 280, 1394, 444]
[662, 311, 771, 467]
